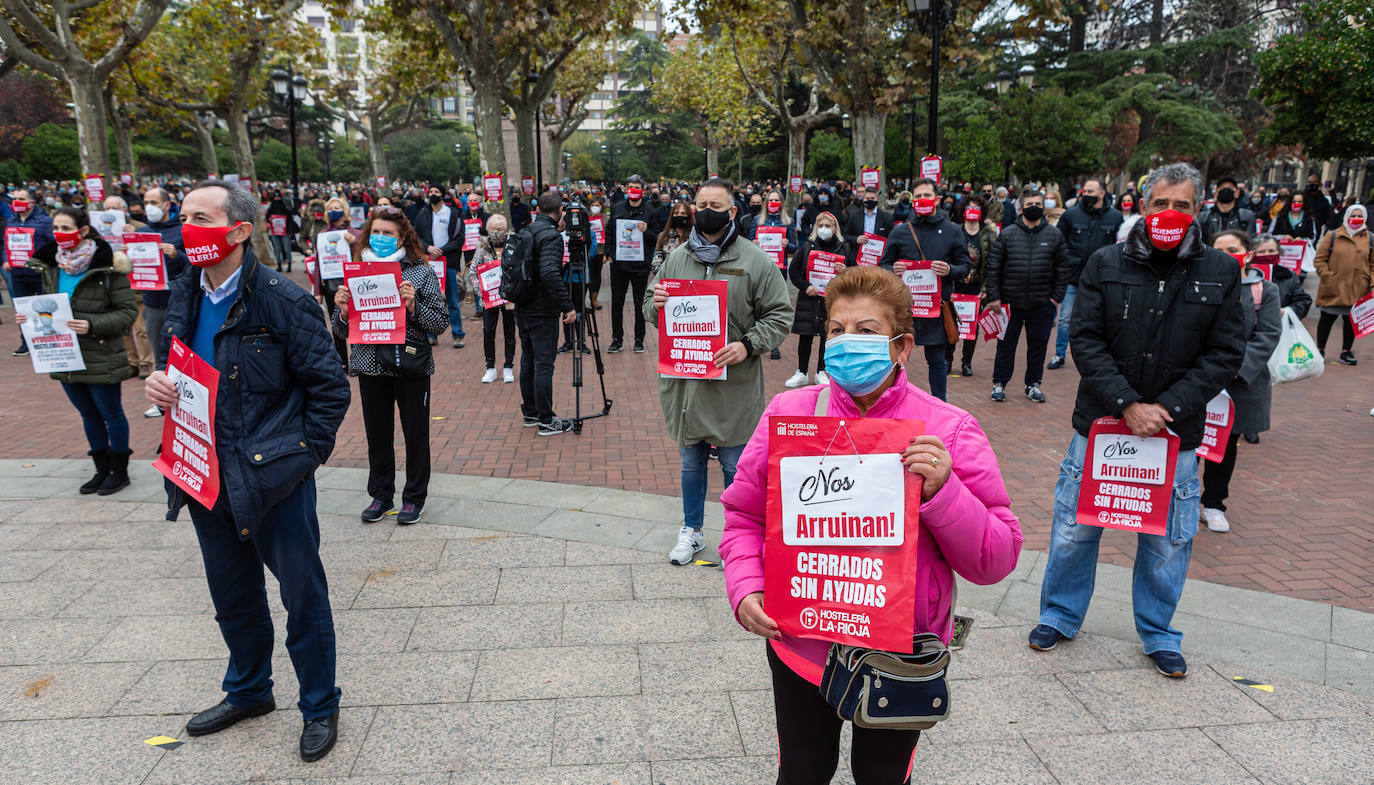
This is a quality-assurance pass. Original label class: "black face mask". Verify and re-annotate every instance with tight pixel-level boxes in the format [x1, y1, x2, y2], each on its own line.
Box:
[900, 196, 910, 204]
[1216, 188, 1235, 204]
[694, 207, 732, 235]
[750, 204, 763, 215]
[1079, 194, 1098, 209]
[863, 199, 878, 210]
[671, 215, 689, 228]
[428, 194, 442, 204]
[1021, 205, 1045, 221]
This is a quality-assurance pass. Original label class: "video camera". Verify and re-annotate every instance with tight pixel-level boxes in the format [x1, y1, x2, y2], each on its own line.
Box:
[562, 199, 593, 265]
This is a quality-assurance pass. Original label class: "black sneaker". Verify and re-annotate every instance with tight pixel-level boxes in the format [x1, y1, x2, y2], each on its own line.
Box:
[633, 342, 645, 354]
[961, 362, 973, 377]
[12, 346, 28, 357]
[557, 342, 573, 354]
[397, 503, 422, 525]
[1150, 650, 1188, 678]
[361, 499, 393, 523]
[452, 336, 465, 349]
[1047, 355, 1065, 369]
[1243, 432, 1260, 444]
[1025, 383, 1046, 403]
[538, 417, 574, 436]
[1027, 624, 1063, 651]
[1338, 351, 1357, 366]
[579, 344, 591, 354]
[990, 384, 1006, 402]
[608, 341, 623, 354]
[522, 415, 540, 428]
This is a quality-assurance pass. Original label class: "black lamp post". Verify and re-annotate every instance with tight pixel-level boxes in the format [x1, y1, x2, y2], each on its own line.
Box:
[270, 66, 308, 200]
[317, 134, 333, 182]
[454, 143, 467, 185]
[907, 0, 957, 166]
[528, 70, 544, 195]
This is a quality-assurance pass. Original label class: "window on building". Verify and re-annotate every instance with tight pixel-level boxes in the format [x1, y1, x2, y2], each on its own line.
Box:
[443, 97, 457, 114]
[339, 18, 355, 33]
[307, 15, 325, 28]
[466, 111, 475, 124]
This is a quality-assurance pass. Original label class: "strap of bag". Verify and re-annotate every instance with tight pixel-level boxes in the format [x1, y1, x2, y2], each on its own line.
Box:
[814, 385, 830, 415]
[906, 221, 926, 261]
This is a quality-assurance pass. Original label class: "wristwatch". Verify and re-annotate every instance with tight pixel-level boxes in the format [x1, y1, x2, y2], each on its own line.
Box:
[740, 336, 755, 356]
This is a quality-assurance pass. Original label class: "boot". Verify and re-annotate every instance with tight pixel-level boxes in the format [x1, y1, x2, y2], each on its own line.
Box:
[97, 451, 131, 496]
[80, 449, 110, 495]
[590, 292, 602, 311]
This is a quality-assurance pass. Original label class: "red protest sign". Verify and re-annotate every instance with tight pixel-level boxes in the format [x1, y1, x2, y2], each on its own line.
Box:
[83, 174, 105, 203]
[765, 415, 924, 652]
[5, 226, 35, 267]
[153, 337, 221, 509]
[860, 167, 880, 189]
[1076, 417, 1179, 536]
[428, 256, 446, 295]
[483, 173, 503, 203]
[756, 226, 787, 270]
[1251, 263, 1273, 282]
[344, 261, 406, 344]
[376, 175, 387, 190]
[1195, 392, 1234, 463]
[900, 260, 941, 318]
[978, 305, 1009, 341]
[462, 218, 482, 252]
[475, 256, 506, 309]
[522, 176, 535, 196]
[269, 215, 287, 236]
[789, 175, 803, 194]
[1277, 239, 1306, 275]
[951, 293, 980, 340]
[806, 250, 845, 296]
[120, 172, 133, 185]
[920, 155, 943, 184]
[124, 232, 166, 291]
[589, 215, 605, 246]
[857, 233, 885, 266]
[658, 278, 727, 380]
[1351, 290, 1374, 340]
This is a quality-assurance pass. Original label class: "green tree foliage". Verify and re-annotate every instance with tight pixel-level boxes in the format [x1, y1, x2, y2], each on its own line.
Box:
[254, 137, 323, 183]
[0, 158, 30, 183]
[330, 137, 372, 183]
[1255, 0, 1374, 160]
[945, 114, 1003, 185]
[384, 128, 476, 185]
[994, 88, 1105, 185]
[805, 130, 853, 181]
[21, 122, 79, 180]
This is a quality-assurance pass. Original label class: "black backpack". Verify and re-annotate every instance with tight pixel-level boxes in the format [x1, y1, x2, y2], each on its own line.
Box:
[499, 226, 538, 306]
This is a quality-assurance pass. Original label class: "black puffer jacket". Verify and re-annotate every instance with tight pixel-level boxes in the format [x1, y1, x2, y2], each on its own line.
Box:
[515, 213, 573, 318]
[1197, 205, 1255, 240]
[1058, 204, 1123, 284]
[984, 218, 1070, 309]
[787, 237, 854, 336]
[1271, 264, 1311, 318]
[1069, 219, 1248, 450]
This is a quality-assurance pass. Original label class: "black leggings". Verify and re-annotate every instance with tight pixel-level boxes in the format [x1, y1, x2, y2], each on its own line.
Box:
[482, 306, 516, 369]
[1316, 312, 1354, 354]
[1201, 432, 1241, 511]
[768, 644, 919, 785]
[797, 334, 826, 374]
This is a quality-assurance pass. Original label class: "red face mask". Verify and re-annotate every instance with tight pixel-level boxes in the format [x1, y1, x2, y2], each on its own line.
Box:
[54, 230, 82, 250]
[1290, 202, 1304, 212]
[313, 211, 325, 220]
[912, 197, 937, 216]
[964, 208, 982, 222]
[11, 200, 29, 214]
[1253, 252, 1280, 266]
[1228, 251, 1247, 267]
[627, 187, 643, 201]
[1145, 209, 1191, 250]
[1121, 200, 1133, 211]
[766, 200, 781, 214]
[1349, 216, 1366, 230]
[182, 222, 246, 267]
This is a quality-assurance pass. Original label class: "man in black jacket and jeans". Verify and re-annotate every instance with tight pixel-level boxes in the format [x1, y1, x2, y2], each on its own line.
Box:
[1029, 163, 1247, 679]
[606, 174, 662, 353]
[984, 189, 1070, 403]
[1051, 178, 1122, 368]
[516, 191, 577, 435]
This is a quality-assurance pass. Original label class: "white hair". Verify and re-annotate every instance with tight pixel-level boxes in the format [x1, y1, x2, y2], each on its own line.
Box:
[1142, 163, 1203, 207]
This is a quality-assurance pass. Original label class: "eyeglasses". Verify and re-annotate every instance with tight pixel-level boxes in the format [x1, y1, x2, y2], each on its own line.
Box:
[372, 206, 403, 217]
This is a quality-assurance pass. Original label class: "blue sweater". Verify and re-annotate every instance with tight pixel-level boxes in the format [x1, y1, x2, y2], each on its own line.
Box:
[189, 293, 233, 365]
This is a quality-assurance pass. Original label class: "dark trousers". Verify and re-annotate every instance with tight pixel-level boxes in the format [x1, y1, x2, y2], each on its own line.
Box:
[609, 264, 649, 343]
[767, 644, 919, 785]
[143, 305, 168, 368]
[1316, 312, 1355, 354]
[189, 475, 340, 719]
[358, 373, 432, 507]
[992, 301, 1057, 387]
[920, 343, 948, 401]
[797, 334, 826, 374]
[481, 305, 517, 368]
[60, 382, 129, 453]
[516, 311, 560, 422]
[1201, 432, 1241, 511]
[11, 273, 39, 350]
[324, 295, 348, 367]
[588, 255, 604, 300]
[945, 329, 978, 368]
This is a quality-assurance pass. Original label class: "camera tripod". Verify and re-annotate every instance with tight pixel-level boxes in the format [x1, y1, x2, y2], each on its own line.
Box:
[566, 253, 613, 434]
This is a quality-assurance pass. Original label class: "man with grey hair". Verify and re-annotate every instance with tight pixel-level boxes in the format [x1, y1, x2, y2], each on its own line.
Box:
[144, 180, 350, 760]
[1029, 162, 1247, 678]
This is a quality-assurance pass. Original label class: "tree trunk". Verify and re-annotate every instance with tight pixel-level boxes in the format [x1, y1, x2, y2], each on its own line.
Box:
[67, 70, 112, 192]
[547, 136, 563, 187]
[192, 111, 218, 176]
[512, 103, 536, 190]
[105, 89, 136, 178]
[851, 111, 886, 193]
[1149, 0, 1164, 46]
[471, 83, 509, 218]
[736, 148, 743, 184]
[785, 123, 808, 211]
[225, 105, 272, 266]
[362, 119, 387, 181]
[1069, 9, 1087, 53]
[706, 141, 721, 179]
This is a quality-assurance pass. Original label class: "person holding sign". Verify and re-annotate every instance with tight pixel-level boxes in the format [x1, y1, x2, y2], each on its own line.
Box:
[136, 187, 190, 383]
[841, 185, 894, 261]
[646, 177, 793, 565]
[878, 178, 971, 401]
[947, 196, 994, 376]
[1033, 163, 1248, 678]
[1198, 231, 1281, 533]
[265, 192, 298, 272]
[20, 206, 138, 495]
[312, 198, 359, 365]
[784, 211, 852, 388]
[5, 188, 55, 356]
[1253, 234, 1311, 324]
[145, 180, 350, 761]
[1312, 203, 1372, 366]
[414, 185, 468, 349]
[719, 265, 1022, 785]
[608, 175, 662, 354]
[467, 213, 517, 383]
[332, 207, 448, 525]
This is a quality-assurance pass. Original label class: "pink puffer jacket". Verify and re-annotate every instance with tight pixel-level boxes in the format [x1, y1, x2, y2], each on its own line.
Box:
[719, 379, 1023, 684]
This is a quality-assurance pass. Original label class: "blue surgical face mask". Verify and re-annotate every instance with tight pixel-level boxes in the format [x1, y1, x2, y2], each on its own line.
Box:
[327, 209, 345, 223]
[368, 233, 399, 257]
[824, 333, 900, 396]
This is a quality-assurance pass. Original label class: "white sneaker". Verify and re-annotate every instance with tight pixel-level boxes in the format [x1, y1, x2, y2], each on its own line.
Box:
[143, 405, 163, 418]
[481, 367, 499, 383]
[502, 367, 515, 383]
[668, 526, 705, 565]
[783, 370, 809, 388]
[814, 370, 830, 386]
[1202, 507, 1230, 533]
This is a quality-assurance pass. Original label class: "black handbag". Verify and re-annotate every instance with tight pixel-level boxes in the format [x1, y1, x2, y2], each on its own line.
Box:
[377, 338, 431, 378]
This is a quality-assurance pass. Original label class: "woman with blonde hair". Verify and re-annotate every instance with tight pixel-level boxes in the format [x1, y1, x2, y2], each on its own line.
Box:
[315, 196, 358, 363]
[784, 210, 851, 387]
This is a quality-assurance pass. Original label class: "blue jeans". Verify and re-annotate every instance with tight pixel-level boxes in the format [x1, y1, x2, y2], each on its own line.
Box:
[61, 382, 129, 453]
[1053, 284, 1077, 359]
[923, 343, 948, 401]
[268, 234, 292, 267]
[444, 266, 466, 338]
[11, 272, 39, 350]
[680, 441, 745, 530]
[1038, 433, 1201, 654]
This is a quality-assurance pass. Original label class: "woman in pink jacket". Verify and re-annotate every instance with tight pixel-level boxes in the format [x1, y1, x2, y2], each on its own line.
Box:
[719, 264, 1022, 785]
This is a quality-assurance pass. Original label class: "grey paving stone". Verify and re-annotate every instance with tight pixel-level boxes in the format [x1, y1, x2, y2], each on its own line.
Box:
[36, 547, 195, 582]
[341, 651, 478, 707]
[649, 756, 776, 785]
[953, 576, 1013, 615]
[579, 488, 683, 523]
[552, 692, 742, 764]
[1205, 661, 1374, 720]
[0, 548, 66, 582]
[561, 599, 713, 645]
[9, 498, 141, 524]
[495, 564, 632, 604]
[1078, 632, 1156, 670]
[0, 459, 94, 478]
[0, 661, 149, 720]
[0, 498, 39, 519]
[1056, 667, 1275, 732]
[0, 518, 54, 550]
[385, 520, 510, 541]
[258, 775, 453, 785]
[354, 701, 556, 774]
[528, 509, 657, 549]
[698, 596, 758, 643]
[630, 562, 726, 600]
[87, 613, 228, 662]
[313, 513, 397, 544]
[351, 567, 500, 609]
[56, 577, 213, 618]
[30, 520, 187, 551]
[0, 579, 92, 619]
[0, 475, 81, 498]
[426, 497, 558, 534]
[729, 689, 776, 757]
[107, 658, 228, 716]
[318, 540, 446, 573]
[0, 617, 117, 666]
[421, 472, 515, 501]
[0, 712, 183, 785]
[449, 763, 651, 785]
[564, 541, 663, 566]
[142, 705, 376, 784]
[1030, 728, 1260, 785]
[920, 674, 1104, 744]
[951, 604, 1024, 630]
[639, 640, 767, 694]
[1176, 578, 1333, 641]
[1204, 715, 1374, 785]
[1331, 605, 1374, 653]
[408, 604, 563, 652]
[319, 608, 420, 656]
[469, 645, 640, 701]
[437, 532, 567, 569]
[632, 524, 723, 562]
[913, 739, 1060, 785]
[485, 478, 608, 509]
[1324, 642, 1374, 695]
[951, 625, 1122, 679]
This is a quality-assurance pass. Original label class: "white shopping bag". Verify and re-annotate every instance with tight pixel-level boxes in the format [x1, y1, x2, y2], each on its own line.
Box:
[1266, 307, 1323, 385]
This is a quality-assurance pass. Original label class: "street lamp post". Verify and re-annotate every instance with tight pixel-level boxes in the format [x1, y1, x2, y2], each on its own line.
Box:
[528, 70, 544, 195]
[454, 143, 467, 185]
[270, 66, 308, 200]
[318, 134, 334, 182]
[908, 0, 957, 166]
